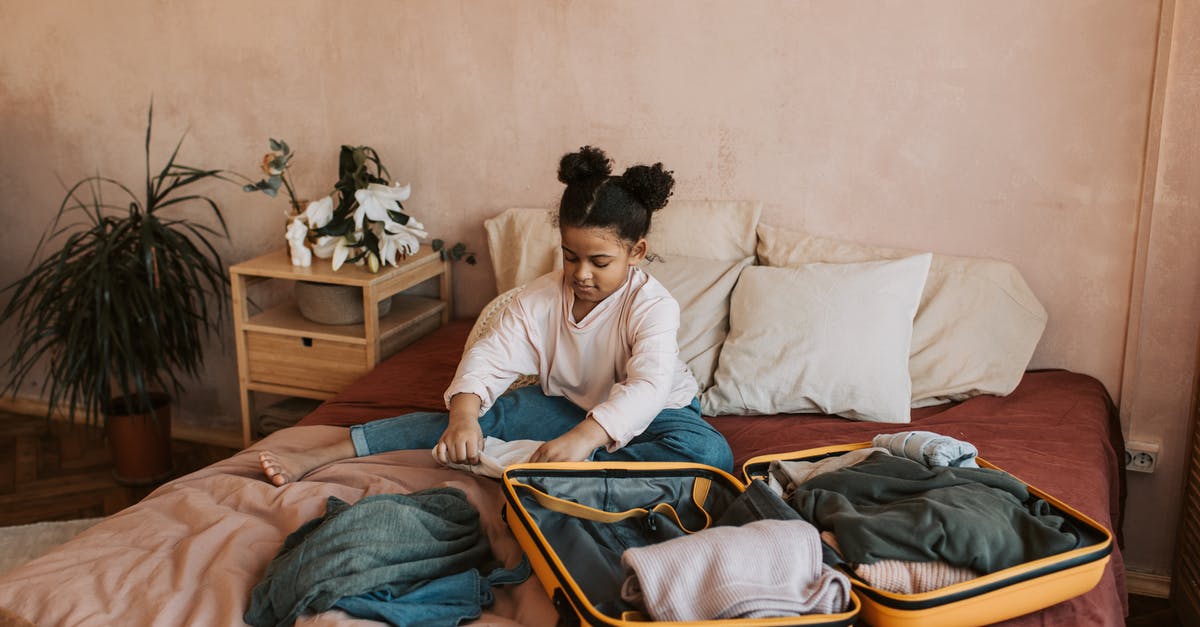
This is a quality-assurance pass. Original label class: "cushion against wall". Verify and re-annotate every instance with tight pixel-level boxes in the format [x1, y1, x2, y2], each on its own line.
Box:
[644, 200, 762, 261]
[701, 254, 932, 422]
[756, 224, 1048, 405]
[483, 201, 762, 293]
[484, 208, 561, 293]
[642, 255, 753, 391]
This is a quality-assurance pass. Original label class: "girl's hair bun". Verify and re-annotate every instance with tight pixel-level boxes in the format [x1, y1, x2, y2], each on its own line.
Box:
[558, 146, 613, 185]
[618, 163, 675, 212]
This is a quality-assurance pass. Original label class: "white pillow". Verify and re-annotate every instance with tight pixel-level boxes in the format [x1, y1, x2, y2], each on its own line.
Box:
[701, 254, 932, 422]
[482, 201, 762, 293]
[756, 224, 1047, 405]
[642, 255, 753, 391]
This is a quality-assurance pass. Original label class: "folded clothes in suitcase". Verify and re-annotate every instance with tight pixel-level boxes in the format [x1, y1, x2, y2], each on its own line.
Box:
[742, 443, 1114, 627]
[501, 461, 861, 626]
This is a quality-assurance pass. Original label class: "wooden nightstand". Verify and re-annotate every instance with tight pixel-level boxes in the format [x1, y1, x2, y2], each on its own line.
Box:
[230, 247, 452, 447]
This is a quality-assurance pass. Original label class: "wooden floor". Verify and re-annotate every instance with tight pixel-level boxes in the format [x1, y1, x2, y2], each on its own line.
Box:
[0, 409, 239, 526]
[1128, 593, 1184, 626]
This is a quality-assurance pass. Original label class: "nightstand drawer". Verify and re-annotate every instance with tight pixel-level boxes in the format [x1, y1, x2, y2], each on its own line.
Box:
[245, 332, 368, 393]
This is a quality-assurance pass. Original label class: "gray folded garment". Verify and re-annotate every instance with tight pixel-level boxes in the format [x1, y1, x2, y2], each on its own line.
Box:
[872, 430, 979, 468]
[620, 519, 850, 621]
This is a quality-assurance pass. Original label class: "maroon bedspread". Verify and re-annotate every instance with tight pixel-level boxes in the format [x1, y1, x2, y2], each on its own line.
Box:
[300, 320, 1128, 626]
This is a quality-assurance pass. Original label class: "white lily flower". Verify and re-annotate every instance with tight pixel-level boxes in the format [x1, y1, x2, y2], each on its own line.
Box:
[385, 214, 428, 238]
[353, 182, 414, 234]
[379, 229, 421, 267]
[331, 237, 353, 271]
[370, 182, 412, 202]
[311, 235, 338, 259]
[304, 196, 334, 229]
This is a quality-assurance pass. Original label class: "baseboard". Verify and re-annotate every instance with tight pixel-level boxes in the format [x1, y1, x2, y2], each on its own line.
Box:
[171, 423, 243, 449]
[1126, 569, 1172, 598]
[0, 396, 243, 450]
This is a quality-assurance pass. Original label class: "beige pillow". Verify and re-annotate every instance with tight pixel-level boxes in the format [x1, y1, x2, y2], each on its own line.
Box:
[645, 200, 762, 261]
[484, 208, 561, 293]
[702, 255, 932, 422]
[756, 224, 1047, 404]
[483, 201, 762, 293]
[642, 255, 753, 391]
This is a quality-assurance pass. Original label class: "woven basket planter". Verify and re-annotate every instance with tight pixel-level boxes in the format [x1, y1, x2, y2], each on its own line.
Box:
[294, 281, 392, 325]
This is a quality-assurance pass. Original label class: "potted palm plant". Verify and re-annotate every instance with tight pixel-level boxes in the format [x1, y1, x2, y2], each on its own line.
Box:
[1, 105, 233, 485]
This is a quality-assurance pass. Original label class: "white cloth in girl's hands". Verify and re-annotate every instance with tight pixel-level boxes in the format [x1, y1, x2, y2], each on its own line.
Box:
[440, 437, 543, 479]
[872, 431, 979, 468]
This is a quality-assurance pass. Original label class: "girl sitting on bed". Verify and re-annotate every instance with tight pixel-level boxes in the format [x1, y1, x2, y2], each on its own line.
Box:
[259, 146, 734, 485]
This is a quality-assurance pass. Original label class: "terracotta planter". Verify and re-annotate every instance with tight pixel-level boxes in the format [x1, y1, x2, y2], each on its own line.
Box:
[104, 394, 173, 486]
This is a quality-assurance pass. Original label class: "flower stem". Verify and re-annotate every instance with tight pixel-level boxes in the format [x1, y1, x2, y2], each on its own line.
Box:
[281, 174, 301, 213]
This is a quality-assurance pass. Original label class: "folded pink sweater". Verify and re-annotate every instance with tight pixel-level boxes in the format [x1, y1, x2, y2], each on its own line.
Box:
[620, 519, 850, 621]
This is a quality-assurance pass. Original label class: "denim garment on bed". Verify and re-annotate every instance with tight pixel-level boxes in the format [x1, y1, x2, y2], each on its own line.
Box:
[350, 385, 733, 471]
[244, 489, 492, 627]
[333, 557, 531, 627]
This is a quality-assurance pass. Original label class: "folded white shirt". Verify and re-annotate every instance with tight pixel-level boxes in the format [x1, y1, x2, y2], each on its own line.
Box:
[438, 436, 543, 479]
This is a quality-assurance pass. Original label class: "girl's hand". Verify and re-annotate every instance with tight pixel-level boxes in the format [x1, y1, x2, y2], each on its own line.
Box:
[434, 416, 484, 465]
[435, 392, 485, 465]
[529, 417, 611, 463]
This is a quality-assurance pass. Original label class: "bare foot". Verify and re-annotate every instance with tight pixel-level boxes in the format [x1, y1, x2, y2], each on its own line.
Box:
[258, 440, 356, 486]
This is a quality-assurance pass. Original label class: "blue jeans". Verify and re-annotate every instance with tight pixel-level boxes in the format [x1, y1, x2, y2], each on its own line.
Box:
[349, 385, 734, 471]
[333, 557, 531, 627]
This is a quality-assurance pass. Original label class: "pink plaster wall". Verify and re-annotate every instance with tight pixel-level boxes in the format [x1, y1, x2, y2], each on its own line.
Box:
[1120, 0, 1200, 577]
[1, 1, 1194, 573]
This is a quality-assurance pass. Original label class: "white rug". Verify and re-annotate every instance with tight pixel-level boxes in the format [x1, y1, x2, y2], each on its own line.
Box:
[0, 518, 103, 577]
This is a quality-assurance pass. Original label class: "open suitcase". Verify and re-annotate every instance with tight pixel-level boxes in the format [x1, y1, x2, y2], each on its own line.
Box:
[501, 443, 1112, 627]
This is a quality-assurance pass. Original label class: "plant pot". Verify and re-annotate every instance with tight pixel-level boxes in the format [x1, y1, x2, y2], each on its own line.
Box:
[294, 281, 392, 325]
[104, 393, 173, 486]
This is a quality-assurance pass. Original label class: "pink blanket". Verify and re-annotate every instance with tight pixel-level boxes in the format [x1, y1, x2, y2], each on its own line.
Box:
[0, 426, 557, 626]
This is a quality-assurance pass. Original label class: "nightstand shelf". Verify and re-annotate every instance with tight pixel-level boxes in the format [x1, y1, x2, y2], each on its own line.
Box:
[230, 247, 452, 447]
[244, 296, 444, 343]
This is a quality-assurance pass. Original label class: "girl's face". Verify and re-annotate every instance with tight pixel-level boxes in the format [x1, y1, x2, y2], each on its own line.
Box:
[560, 225, 647, 306]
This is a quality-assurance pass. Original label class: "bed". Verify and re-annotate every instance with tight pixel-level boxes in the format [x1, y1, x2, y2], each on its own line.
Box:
[0, 205, 1128, 626]
[0, 320, 1127, 627]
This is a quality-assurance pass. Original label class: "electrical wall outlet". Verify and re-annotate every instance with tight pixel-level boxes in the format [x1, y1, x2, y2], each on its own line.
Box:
[1125, 440, 1160, 474]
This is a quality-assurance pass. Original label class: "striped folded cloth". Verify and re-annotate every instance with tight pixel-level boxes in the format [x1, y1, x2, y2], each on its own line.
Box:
[822, 531, 978, 594]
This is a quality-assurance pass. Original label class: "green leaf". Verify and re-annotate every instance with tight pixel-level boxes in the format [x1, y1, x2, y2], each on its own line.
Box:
[431, 239, 444, 251]
[466, 254, 477, 265]
[269, 138, 282, 151]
